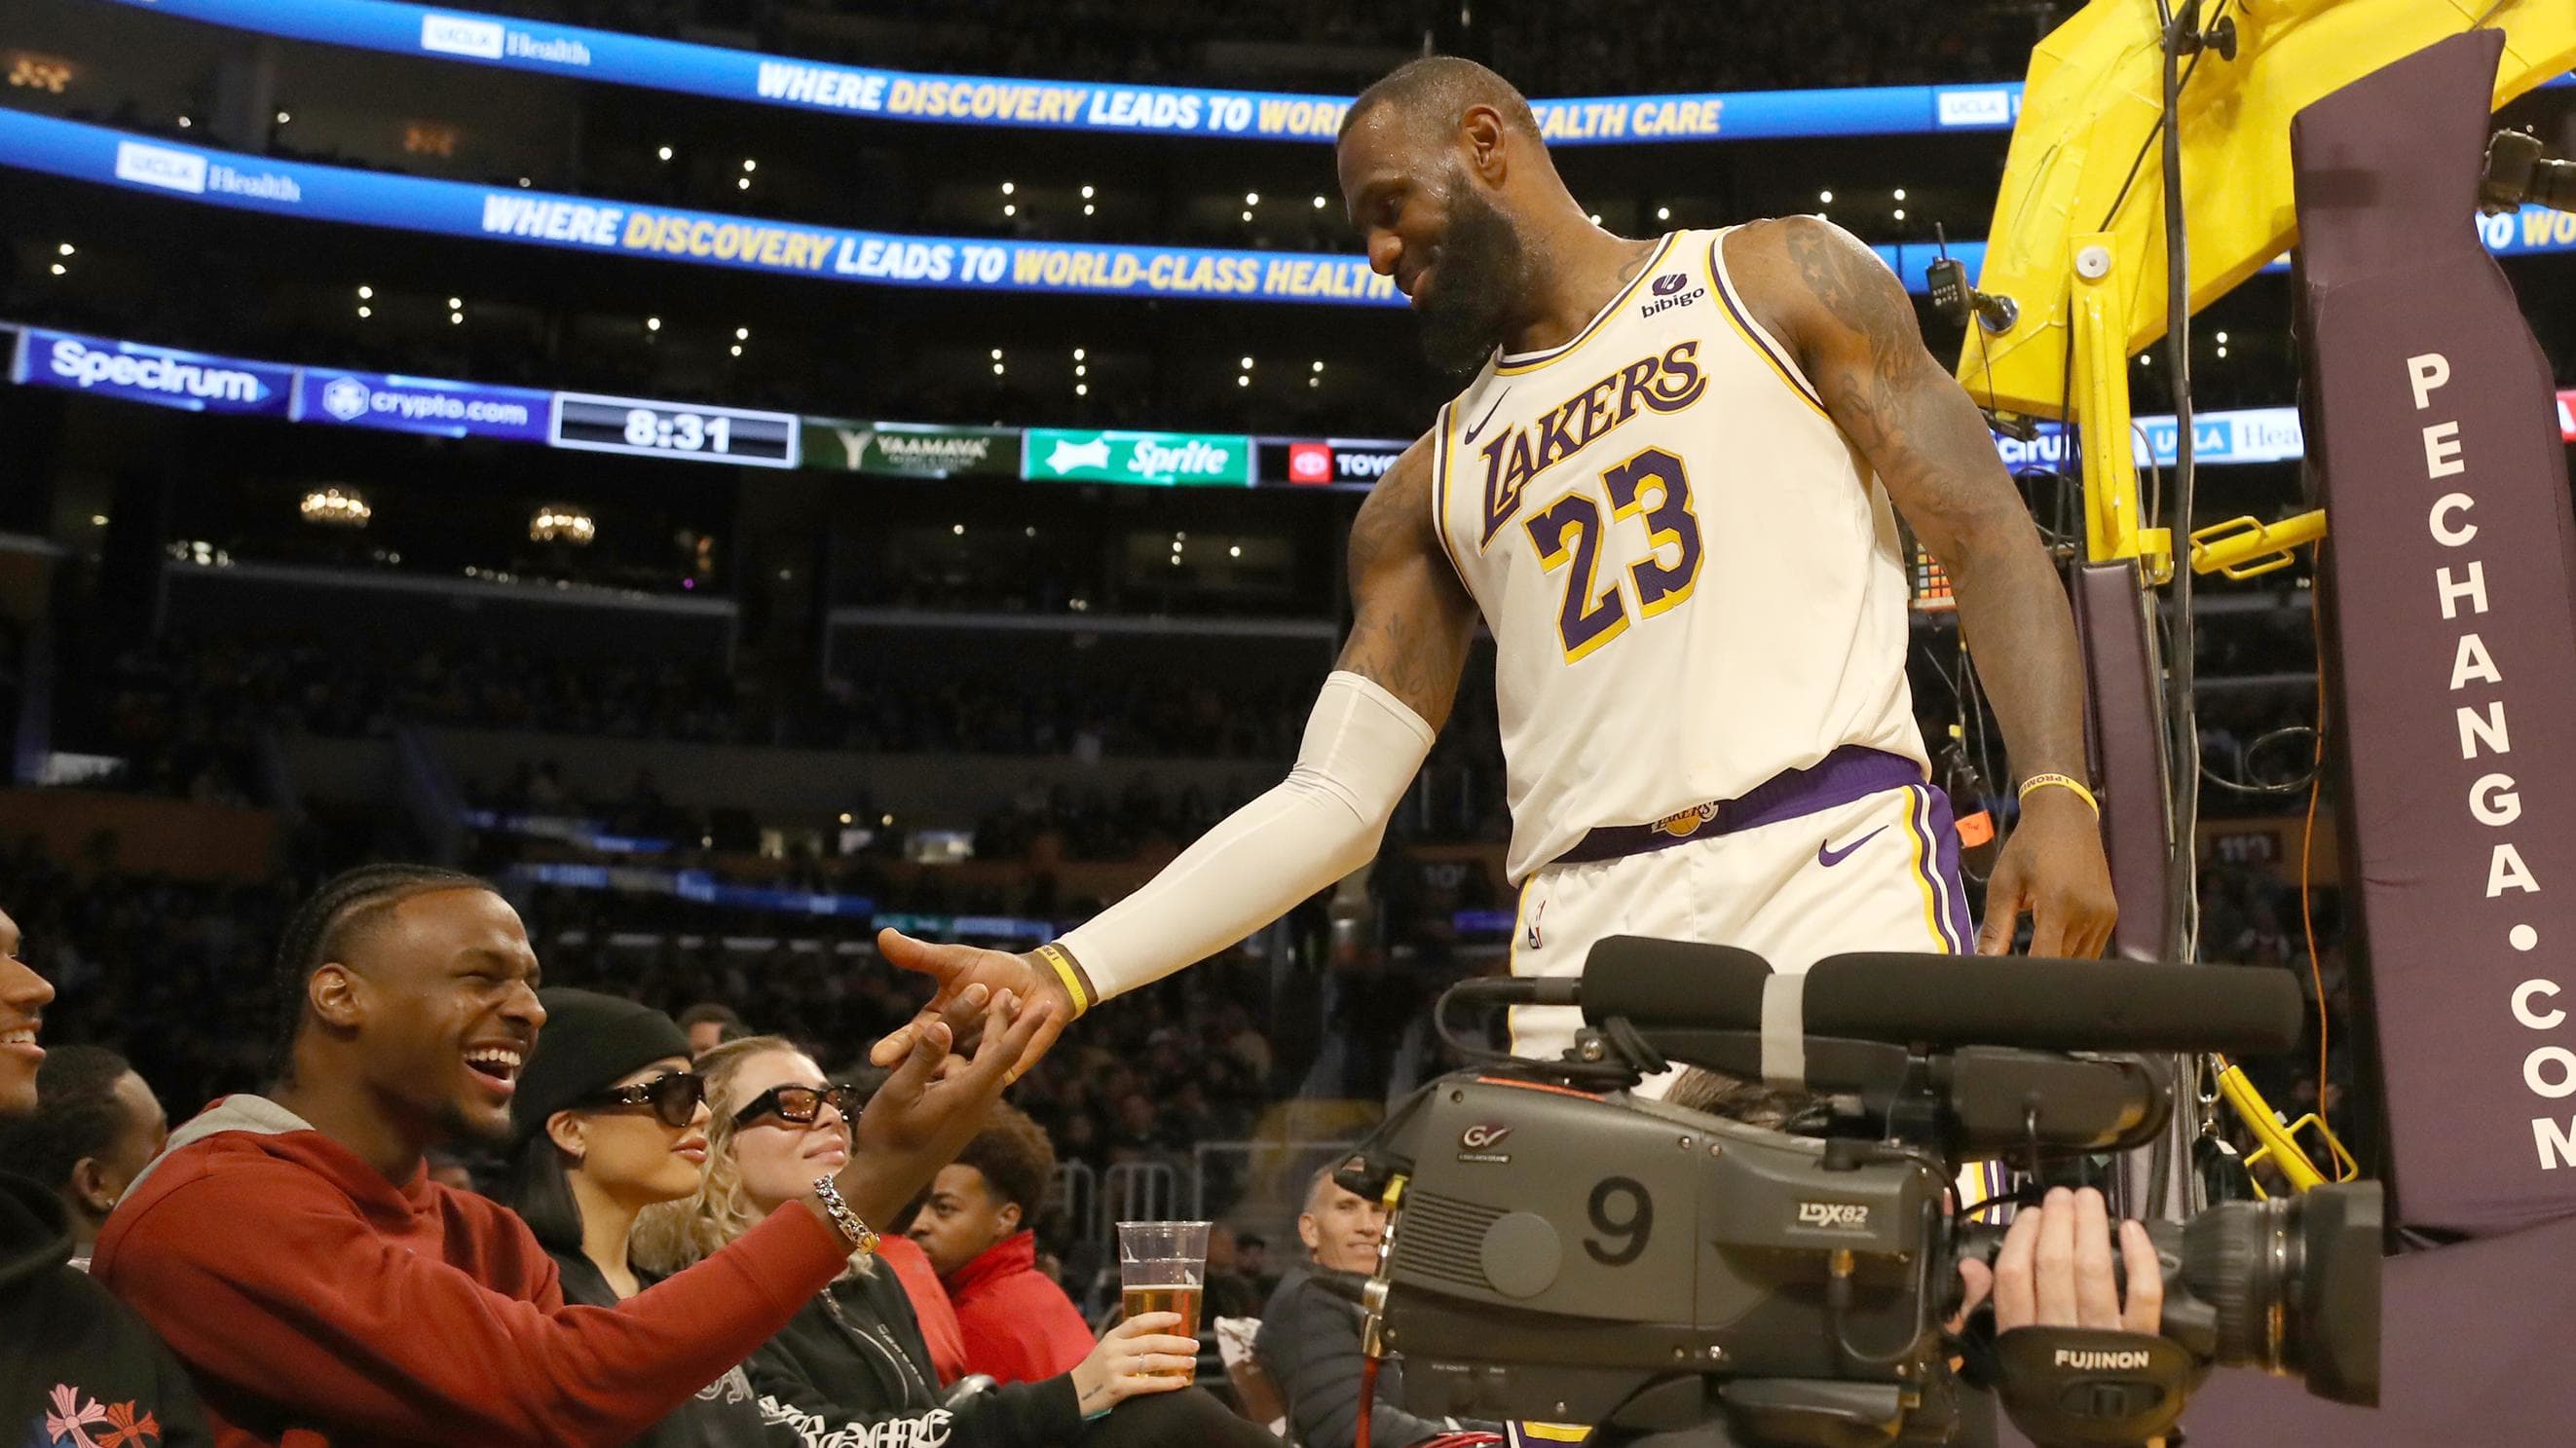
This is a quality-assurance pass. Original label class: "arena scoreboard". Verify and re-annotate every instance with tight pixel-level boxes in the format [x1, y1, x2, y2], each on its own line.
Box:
[549, 392, 801, 468]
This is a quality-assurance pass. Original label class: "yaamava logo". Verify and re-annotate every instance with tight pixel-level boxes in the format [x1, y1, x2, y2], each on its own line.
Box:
[1027, 429, 1251, 487]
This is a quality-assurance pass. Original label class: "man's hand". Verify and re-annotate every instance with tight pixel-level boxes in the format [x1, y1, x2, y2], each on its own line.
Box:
[831, 988, 1055, 1226]
[868, 928, 1072, 1077]
[1976, 791, 2118, 958]
[1954, 1187, 2164, 1333]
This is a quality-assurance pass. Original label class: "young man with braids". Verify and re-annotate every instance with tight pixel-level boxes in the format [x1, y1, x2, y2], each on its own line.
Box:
[93, 864, 1052, 1447]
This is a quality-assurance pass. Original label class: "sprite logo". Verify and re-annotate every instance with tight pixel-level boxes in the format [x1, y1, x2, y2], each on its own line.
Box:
[1025, 429, 1251, 487]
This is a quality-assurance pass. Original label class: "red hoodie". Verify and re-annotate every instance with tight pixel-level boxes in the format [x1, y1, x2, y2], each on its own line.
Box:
[92, 1095, 850, 1448]
[942, 1231, 1096, 1383]
[877, 1234, 971, 1386]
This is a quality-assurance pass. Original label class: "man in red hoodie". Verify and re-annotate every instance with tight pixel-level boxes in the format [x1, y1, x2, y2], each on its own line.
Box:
[909, 1102, 1098, 1382]
[93, 864, 1050, 1448]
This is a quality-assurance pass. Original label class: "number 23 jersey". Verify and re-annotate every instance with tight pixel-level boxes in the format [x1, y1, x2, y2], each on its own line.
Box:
[1431, 226, 1927, 883]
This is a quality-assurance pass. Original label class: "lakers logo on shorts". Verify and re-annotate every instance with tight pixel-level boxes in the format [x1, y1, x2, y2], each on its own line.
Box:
[1655, 802, 1722, 838]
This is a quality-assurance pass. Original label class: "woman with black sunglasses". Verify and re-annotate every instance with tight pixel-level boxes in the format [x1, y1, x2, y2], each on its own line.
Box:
[638, 1036, 1278, 1448]
[501, 988, 782, 1446]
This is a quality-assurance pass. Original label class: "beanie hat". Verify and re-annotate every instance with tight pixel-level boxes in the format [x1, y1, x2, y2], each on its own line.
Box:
[510, 989, 693, 1144]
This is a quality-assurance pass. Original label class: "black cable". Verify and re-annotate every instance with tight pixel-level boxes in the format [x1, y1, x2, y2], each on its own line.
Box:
[2154, 0, 2204, 967]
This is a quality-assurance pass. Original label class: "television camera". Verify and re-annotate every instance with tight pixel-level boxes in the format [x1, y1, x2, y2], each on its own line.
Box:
[1329, 939, 2381, 1448]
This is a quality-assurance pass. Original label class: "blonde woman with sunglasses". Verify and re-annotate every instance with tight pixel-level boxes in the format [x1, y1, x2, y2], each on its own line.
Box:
[638, 1036, 1279, 1448]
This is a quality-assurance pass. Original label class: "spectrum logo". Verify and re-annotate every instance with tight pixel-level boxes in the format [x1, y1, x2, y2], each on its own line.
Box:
[113, 141, 206, 195]
[421, 14, 507, 59]
[1288, 442, 1333, 484]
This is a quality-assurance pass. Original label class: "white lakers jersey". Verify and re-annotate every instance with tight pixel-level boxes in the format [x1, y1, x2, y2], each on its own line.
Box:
[1430, 227, 1927, 882]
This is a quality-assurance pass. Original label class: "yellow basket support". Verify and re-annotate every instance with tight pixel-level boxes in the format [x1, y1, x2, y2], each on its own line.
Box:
[2189, 509, 2330, 579]
[2212, 1055, 2360, 1199]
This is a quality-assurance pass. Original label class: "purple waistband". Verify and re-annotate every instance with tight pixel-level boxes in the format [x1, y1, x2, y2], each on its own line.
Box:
[1549, 745, 1929, 868]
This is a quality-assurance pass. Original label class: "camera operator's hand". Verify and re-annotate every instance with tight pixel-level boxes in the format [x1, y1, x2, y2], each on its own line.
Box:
[1955, 1187, 2162, 1333]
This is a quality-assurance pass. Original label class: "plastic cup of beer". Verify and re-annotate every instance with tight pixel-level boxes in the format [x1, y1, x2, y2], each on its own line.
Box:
[1117, 1219, 1210, 1379]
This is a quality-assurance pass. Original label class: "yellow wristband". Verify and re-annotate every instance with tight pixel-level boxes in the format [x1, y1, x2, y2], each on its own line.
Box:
[1033, 943, 1093, 1018]
[2017, 772, 2101, 817]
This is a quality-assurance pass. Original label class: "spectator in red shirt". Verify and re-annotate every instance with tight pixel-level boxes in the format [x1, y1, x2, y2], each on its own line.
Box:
[93, 864, 1046, 1448]
[909, 1103, 1100, 1382]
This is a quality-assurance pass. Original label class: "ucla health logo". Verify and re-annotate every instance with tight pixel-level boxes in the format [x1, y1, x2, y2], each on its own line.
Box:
[420, 14, 506, 58]
[319, 377, 373, 422]
[113, 141, 206, 195]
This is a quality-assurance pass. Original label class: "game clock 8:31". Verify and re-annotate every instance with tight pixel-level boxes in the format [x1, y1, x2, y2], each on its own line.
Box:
[551, 392, 800, 468]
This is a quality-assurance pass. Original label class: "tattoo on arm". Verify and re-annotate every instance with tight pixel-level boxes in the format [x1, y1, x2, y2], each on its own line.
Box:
[1766, 218, 2091, 782]
[1335, 436, 1476, 729]
[1774, 219, 2035, 569]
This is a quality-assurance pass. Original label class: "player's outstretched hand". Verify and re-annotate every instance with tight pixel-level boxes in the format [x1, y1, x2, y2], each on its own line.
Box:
[1975, 788, 2116, 958]
[832, 990, 1054, 1227]
[868, 928, 1072, 1077]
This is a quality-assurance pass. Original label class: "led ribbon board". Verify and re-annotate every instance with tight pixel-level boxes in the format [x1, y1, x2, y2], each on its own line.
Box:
[104, 0, 2039, 144]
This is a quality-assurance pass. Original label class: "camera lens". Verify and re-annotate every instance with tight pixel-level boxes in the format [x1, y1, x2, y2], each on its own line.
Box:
[2175, 1182, 2379, 1405]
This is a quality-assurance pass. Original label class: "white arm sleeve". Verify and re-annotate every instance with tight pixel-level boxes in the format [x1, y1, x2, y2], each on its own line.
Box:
[1058, 670, 1437, 1002]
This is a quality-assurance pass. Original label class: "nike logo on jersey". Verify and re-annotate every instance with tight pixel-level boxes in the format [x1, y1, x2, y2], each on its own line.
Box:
[1817, 827, 1886, 868]
[1476, 341, 1708, 548]
[1463, 393, 1511, 445]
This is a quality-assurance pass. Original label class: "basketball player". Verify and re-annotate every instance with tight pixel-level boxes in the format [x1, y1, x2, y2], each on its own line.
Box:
[874, 57, 2115, 1076]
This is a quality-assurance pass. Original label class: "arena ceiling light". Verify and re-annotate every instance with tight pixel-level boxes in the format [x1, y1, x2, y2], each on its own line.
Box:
[57, 242, 73, 256]
[1893, 188, 1908, 201]
[529, 504, 596, 545]
[1820, 190, 1835, 204]
[1894, 208, 1907, 221]
[356, 306, 370, 318]
[448, 296, 462, 308]
[1072, 348, 1085, 360]
[1003, 204, 1015, 216]
[1080, 185, 1095, 199]
[1002, 181, 1015, 195]
[1313, 195, 1327, 208]
[300, 487, 370, 528]
[275, 110, 290, 124]
[1657, 206, 1670, 221]
[728, 345, 742, 356]
[1075, 383, 1087, 395]
[1245, 192, 1259, 205]
[735, 326, 751, 340]
[176, 115, 191, 129]
[646, 316, 660, 331]
[657, 145, 673, 161]
[742, 159, 758, 171]
[737, 177, 750, 190]
[356, 285, 372, 299]
[1085, 204, 1096, 215]
[49, 263, 64, 277]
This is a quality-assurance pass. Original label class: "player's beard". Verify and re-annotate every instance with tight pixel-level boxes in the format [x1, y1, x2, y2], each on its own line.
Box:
[1416, 185, 1529, 379]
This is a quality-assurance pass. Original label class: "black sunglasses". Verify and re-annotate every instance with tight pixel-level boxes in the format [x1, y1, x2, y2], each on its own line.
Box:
[731, 1082, 856, 1132]
[579, 1070, 706, 1130]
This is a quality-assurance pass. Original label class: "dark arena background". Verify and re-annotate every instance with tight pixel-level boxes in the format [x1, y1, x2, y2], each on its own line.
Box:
[2, 0, 2574, 1443]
